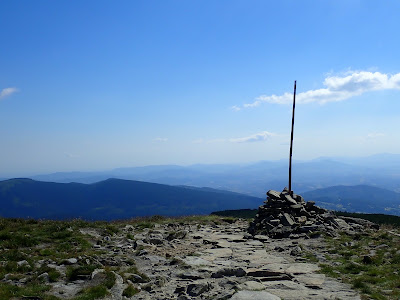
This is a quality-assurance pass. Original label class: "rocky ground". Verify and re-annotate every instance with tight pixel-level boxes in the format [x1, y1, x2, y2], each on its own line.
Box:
[33, 219, 360, 300]
[4, 215, 399, 300]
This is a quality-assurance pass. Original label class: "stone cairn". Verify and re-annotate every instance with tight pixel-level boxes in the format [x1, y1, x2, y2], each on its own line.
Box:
[249, 188, 343, 239]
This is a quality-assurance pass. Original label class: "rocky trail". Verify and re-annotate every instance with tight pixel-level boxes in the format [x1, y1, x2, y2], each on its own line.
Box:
[40, 219, 360, 300]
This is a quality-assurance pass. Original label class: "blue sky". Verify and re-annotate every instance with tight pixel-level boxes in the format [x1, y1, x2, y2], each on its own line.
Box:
[1, 1, 400, 176]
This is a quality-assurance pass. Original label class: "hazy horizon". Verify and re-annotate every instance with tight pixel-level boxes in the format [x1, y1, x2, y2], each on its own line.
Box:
[1, 152, 399, 178]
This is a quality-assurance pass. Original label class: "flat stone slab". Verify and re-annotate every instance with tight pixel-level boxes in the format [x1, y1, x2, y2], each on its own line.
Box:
[216, 240, 232, 248]
[254, 235, 269, 242]
[230, 290, 281, 300]
[286, 263, 320, 274]
[202, 248, 233, 260]
[244, 251, 289, 266]
[239, 281, 266, 291]
[296, 273, 326, 287]
[263, 280, 307, 290]
[267, 190, 281, 199]
[214, 259, 235, 267]
[183, 256, 212, 266]
[244, 240, 264, 247]
[246, 268, 287, 278]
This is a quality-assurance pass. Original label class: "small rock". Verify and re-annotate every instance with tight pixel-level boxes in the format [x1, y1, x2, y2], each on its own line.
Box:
[290, 246, 302, 256]
[17, 260, 29, 267]
[63, 258, 78, 265]
[178, 271, 205, 280]
[128, 273, 147, 283]
[124, 225, 134, 231]
[187, 283, 211, 297]
[147, 233, 164, 245]
[136, 249, 148, 256]
[267, 190, 281, 199]
[91, 268, 105, 280]
[38, 272, 49, 282]
[254, 235, 269, 242]
[167, 230, 188, 241]
[211, 267, 246, 278]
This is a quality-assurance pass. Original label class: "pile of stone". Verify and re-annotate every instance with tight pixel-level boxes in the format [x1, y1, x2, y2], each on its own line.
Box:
[248, 188, 366, 238]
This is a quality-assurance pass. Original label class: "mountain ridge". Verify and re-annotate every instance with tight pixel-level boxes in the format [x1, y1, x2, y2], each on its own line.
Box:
[0, 178, 262, 220]
[302, 184, 400, 215]
[8, 154, 398, 197]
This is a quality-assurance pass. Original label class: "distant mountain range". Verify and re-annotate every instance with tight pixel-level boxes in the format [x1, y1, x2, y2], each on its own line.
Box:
[0, 178, 262, 220]
[302, 185, 400, 216]
[1, 177, 399, 219]
[16, 153, 400, 198]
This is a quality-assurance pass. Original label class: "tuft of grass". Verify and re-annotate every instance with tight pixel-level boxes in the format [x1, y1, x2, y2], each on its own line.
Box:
[126, 233, 135, 240]
[48, 269, 62, 282]
[74, 285, 109, 300]
[122, 284, 139, 297]
[104, 269, 116, 289]
[303, 251, 319, 263]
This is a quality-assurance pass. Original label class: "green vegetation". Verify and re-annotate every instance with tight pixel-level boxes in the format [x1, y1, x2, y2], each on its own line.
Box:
[66, 264, 100, 281]
[74, 286, 108, 300]
[0, 218, 125, 299]
[211, 208, 257, 219]
[0, 215, 234, 299]
[122, 214, 228, 229]
[335, 211, 400, 227]
[316, 228, 400, 299]
[122, 284, 139, 297]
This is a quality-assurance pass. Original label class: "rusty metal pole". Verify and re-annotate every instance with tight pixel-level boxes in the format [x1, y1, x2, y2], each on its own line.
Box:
[288, 80, 296, 195]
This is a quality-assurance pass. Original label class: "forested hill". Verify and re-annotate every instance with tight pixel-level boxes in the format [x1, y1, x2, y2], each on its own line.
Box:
[302, 185, 400, 215]
[0, 178, 262, 220]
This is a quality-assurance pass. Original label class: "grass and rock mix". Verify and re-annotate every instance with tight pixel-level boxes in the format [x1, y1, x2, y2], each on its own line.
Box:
[0, 214, 399, 299]
[0, 215, 229, 299]
[315, 226, 400, 300]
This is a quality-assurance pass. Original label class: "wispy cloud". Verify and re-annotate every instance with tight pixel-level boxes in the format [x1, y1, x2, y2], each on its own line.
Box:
[230, 105, 241, 111]
[229, 131, 276, 143]
[154, 137, 168, 142]
[366, 132, 385, 139]
[0, 87, 18, 100]
[194, 131, 276, 144]
[243, 71, 400, 108]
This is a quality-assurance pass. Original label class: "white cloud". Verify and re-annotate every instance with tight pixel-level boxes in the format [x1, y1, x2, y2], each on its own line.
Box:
[230, 105, 241, 111]
[195, 131, 276, 144]
[0, 87, 18, 100]
[366, 132, 385, 139]
[244, 71, 400, 107]
[229, 131, 276, 143]
[154, 137, 168, 142]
